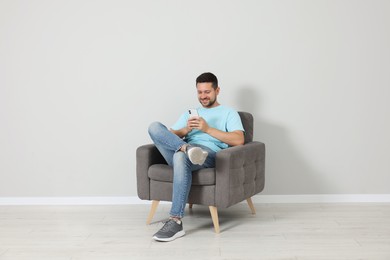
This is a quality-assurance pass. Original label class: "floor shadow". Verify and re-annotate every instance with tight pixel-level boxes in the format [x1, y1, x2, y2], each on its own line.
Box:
[184, 204, 273, 234]
[236, 86, 331, 195]
[149, 218, 169, 225]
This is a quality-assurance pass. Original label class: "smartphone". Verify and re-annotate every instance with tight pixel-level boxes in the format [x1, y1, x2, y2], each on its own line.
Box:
[188, 109, 199, 118]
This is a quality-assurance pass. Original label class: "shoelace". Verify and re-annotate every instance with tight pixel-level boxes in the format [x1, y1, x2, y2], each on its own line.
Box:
[160, 219, 176, 231]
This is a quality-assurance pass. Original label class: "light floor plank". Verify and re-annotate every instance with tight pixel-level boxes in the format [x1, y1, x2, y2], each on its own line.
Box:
[0, 203, 390, 259]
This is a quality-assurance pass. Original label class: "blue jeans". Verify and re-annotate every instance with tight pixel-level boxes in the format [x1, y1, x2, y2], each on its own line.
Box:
[148, 122, 216, 218]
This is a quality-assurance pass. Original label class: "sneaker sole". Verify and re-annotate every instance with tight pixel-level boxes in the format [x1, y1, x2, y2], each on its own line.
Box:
[152, 230, 185, 242]
[188, 148, 208, 165]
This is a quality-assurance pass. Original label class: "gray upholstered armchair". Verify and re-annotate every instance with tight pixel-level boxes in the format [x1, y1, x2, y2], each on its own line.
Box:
[136, 111, 265, 233]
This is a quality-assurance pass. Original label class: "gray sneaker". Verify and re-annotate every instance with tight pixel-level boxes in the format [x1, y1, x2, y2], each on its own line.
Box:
[152, 219, 185, 242]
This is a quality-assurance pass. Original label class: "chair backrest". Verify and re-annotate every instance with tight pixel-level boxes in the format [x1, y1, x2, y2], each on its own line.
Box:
[238, 111, 254, 144]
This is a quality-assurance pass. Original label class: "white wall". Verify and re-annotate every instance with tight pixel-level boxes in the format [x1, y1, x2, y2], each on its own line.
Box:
[1, 0, 389, 197]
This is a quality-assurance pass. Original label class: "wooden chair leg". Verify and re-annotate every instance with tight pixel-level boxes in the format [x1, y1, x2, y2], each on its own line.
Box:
[246, 197, 256, 215]
[188, 203, 193, 209]
[146, 200, 160, 224]
[209, 206, 220, 234]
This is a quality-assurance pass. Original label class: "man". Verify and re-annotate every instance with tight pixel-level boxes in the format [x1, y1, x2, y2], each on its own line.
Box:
[148, 72, 244, 242]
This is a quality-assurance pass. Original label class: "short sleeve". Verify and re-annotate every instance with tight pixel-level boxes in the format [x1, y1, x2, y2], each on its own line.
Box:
[226, 110, 245, 132]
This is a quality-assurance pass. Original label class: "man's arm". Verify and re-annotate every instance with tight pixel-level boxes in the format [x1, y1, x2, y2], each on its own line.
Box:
[206, 128, 244, 146]
[189, 117, 244, 146]
[170, 127, 189, 138]
[170, 115, 202, 138]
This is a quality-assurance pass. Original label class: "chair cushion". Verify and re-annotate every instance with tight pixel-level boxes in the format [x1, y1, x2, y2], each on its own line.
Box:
[148, 164, 216, 185]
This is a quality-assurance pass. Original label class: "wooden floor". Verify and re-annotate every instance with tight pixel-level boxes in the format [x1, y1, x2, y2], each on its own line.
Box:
[1, 203, 390, 260]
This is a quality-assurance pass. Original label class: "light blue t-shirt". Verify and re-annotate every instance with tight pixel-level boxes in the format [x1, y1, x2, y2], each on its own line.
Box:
[171, 105, 245, 152]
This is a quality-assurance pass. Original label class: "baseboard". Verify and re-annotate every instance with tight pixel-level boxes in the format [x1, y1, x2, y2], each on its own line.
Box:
[0, 196, 147, 205]
[250, 194, 390, 203]
[1, 194, 390, 205]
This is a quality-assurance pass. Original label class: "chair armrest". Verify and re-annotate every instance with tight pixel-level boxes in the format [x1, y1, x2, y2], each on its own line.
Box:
[215, 141, 265, 208]
[136, 144, 167, 200]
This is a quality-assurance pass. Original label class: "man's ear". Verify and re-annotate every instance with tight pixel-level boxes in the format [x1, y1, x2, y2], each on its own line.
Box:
[216, 86, 220, 95]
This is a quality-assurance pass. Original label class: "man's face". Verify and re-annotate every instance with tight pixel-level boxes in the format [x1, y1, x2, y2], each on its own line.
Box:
[196, 82, 220, 108]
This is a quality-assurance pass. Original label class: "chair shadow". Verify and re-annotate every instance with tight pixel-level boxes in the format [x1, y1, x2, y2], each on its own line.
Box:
[235, 86, 332, 195]
[184, 204, 267, 234]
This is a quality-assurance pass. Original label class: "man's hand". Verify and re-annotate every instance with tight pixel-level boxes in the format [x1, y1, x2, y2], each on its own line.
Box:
[188, 117, 209, 133]
[170, 117, 207, 138]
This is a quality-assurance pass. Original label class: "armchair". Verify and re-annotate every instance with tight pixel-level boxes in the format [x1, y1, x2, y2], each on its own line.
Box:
[136, 111, 265, 233]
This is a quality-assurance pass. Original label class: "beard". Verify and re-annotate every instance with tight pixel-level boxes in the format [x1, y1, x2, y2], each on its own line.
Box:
[199, 97, 216, 108]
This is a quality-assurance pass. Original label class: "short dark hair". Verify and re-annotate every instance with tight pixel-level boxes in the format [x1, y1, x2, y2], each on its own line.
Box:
[196, 72, 218, 89]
